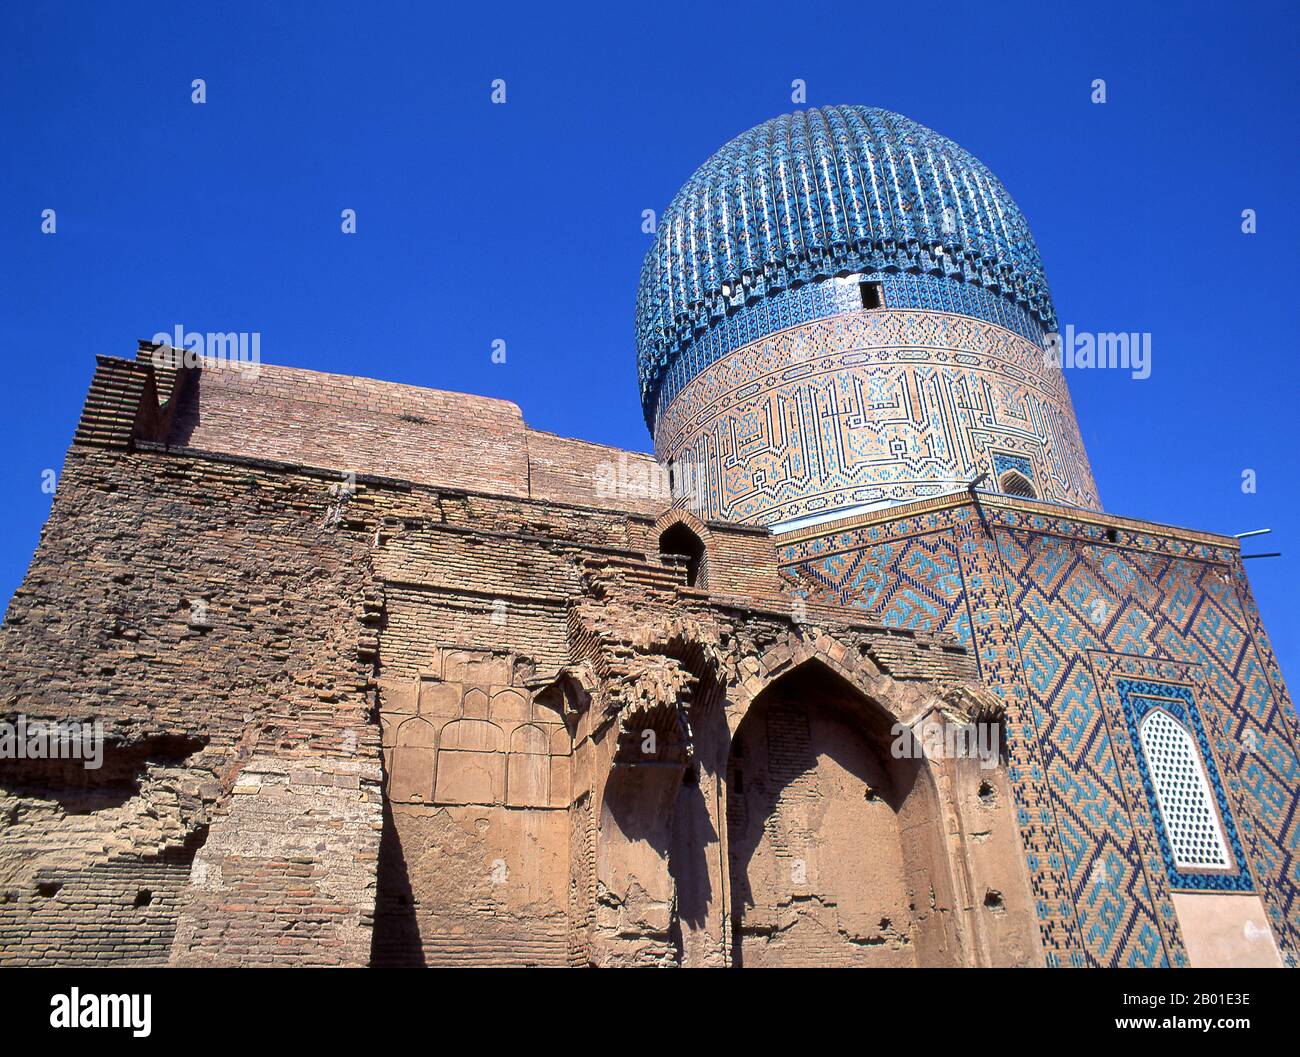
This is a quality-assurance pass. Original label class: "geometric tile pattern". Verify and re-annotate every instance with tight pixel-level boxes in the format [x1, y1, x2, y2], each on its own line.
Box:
[777, 499, 1300, 967]
[1116, 679, 1251, 890]
[636, 106, 1057, 417]
[649, 272, 1047, 427]
[656, 309, 1099, 525]
[993, 452, 1034, 491]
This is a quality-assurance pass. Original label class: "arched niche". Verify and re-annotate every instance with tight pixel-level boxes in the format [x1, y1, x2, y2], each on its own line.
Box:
[659, 522, 706, 588]
[724, 659, 962, 967]
[506, 723, 550, 808]
[999, 469, 1036, 499]
[389, 716, 437, 803]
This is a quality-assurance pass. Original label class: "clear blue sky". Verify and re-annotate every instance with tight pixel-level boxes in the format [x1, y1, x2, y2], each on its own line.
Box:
[2, 1, 1297, 690]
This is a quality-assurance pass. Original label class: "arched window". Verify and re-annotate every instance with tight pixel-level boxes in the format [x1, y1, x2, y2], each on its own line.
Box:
[659, 523, 705, 588]
[1138, 709, 1231, 871]
[999, 470, 1036, 499]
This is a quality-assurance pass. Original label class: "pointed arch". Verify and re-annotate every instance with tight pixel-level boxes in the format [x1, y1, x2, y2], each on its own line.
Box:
[724, 655, 963, 966]
[659, 523, 706, 588]
[999, 469, 1035, 499]
[1137, 707, 1231, 871]
[654, 510, 713, 589]
[726, 629, 932, 735]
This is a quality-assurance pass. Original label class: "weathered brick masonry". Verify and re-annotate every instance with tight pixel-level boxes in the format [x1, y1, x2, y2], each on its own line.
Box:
[1, 346, 1040, 965]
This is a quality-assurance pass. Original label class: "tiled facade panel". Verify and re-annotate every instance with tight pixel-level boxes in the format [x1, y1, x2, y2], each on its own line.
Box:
[1114, 679, 1249, 888]
[779, 501, 1300, 967]
[657, 309, 1098, 525]
[649, 273, 1049, 424]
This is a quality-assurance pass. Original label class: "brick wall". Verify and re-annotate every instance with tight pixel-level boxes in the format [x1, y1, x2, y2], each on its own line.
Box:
[166, 353, 664, 514]
[2, 351, 1018, 967]
[0, 444, 382, 966]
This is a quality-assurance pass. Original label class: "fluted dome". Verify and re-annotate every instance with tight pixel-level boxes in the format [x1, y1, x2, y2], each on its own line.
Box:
[636, 105, 1056, 422]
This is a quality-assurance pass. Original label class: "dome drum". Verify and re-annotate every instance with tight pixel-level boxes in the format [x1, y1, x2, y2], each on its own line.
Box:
[637, 105, 1097, 525]
[636, 106, 1058, 421]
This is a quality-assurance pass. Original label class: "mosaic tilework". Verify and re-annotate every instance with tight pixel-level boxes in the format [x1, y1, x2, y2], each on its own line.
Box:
[776, 500, 1300, 966]
[1089, 653, 1267, 963]
[781, 503, 1089, 964]
[995, 517, 1297, 960]
[1113, 679, 1251, 891]
[656, 308, 1098, 525]
[635, 106, 1057, 419]
[784, 532, 974, 642]
[648, 272, 1047, 426]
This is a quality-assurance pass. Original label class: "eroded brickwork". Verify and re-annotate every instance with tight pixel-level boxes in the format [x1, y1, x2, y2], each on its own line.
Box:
[0, 421, 382, 965]
[13, 348, 1281, 968]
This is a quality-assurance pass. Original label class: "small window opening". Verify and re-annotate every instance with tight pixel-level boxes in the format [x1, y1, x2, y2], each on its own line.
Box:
[999, 471, 1036, 499]
[134, 889, 153, 908]
[659, 523, 705, 588]
[859, 281, 883, 310]
[1105, 527, 1119, 543]
[1138, 709, 1232, 871]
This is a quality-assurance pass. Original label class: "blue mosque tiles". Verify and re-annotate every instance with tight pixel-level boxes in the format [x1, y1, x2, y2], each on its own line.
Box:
[654, 308, 1098, 525]
[1113, 679, 1253, 892]
[637, 105, 1299, 967]
[647, 272, 1047, 426]
[775, 504, 1300, 967]
[993, 451, 1034, 485]
[635, 106, 1058, 422]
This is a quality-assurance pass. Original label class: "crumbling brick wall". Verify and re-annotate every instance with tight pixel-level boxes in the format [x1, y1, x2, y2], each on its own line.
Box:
[2, 352, 1048, 968]
[0, 444, 383, 966]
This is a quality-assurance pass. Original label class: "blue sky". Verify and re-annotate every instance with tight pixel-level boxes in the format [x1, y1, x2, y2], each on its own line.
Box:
[2, 1, 1297, 688]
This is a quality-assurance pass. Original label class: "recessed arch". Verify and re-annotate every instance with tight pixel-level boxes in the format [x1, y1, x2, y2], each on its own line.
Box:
[390, 717, 436, 803]
[1137, 707, 1231, 871]
[659, 521, 706, 588]
[724, 658, 961, 967]
[725, 631, 928, 737]
[999, 470, 1036, 499]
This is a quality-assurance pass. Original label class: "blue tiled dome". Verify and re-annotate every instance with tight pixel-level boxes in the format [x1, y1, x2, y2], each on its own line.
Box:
[636, 106, 1056, 421]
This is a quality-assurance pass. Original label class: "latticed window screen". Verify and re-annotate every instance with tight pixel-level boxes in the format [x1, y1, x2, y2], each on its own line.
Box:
[1000, 471, 1036, 499]
[1138, 709, 1231, 870]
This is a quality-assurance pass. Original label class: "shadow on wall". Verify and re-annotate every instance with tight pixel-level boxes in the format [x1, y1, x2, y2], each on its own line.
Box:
[725, 661, 950, 968]
[369, 798, 424, 967]
[668, 771, 717, 941]
[667, 698, 730, 942]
